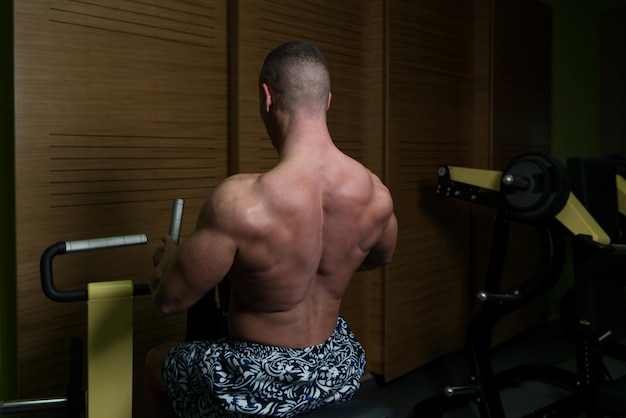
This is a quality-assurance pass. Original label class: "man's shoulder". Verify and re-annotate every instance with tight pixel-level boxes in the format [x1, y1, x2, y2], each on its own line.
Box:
[213, 173, 262, 198]
[222, 172, 263, 186]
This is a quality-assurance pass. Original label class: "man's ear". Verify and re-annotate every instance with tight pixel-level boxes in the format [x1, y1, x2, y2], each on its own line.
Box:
[327, 91, 332, 111]
[262, 83, 273, 112]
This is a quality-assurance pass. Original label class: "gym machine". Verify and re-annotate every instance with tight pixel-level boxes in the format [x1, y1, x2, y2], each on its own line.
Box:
[413, 152, 626, 418]
[0, 199, 184, 417]
[1, 234, 150, 417]
[1, 199, 396, 418]
[559, 156, 626, 417]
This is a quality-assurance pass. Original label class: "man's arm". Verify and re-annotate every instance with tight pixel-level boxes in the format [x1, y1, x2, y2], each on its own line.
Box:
[358, 212, 398, 271]
[150, 188, 238, 315]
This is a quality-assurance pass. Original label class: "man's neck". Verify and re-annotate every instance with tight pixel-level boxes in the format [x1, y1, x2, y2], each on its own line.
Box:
[274, 116, 333, 159]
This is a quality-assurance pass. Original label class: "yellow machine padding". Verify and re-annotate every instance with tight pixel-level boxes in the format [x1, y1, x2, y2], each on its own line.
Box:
[446, 165, 613, 245]
[555, 193, 611, 245]
[448, 166, 503, 192]
[88, 280, 134, 418]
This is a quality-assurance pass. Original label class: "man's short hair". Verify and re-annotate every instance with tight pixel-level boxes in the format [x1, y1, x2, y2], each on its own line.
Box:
[259, 41, 331, 115]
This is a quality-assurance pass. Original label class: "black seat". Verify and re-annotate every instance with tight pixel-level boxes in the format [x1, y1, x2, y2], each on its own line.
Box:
[298, 400, 396, 418]
[596, 375, 626, 416]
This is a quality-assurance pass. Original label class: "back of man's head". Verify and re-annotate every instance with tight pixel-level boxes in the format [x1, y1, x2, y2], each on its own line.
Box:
[259, 41, 331, 116]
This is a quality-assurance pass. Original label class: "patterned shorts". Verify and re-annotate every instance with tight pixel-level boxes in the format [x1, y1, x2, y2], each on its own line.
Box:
[162, 317, 366, 418]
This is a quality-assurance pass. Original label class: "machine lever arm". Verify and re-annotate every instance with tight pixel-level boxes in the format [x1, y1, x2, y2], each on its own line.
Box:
[40, 234, 148, 303]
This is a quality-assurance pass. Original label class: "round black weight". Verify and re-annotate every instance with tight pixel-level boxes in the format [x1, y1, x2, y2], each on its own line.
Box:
[501, 153, 569, 221]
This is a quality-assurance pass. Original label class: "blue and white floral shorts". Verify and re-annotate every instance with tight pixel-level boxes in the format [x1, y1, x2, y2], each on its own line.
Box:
[162, 317, 366, 418]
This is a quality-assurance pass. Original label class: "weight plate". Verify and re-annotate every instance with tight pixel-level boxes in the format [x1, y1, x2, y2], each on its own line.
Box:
[501, 152, 569, 221]
[502, 159, 551, 211]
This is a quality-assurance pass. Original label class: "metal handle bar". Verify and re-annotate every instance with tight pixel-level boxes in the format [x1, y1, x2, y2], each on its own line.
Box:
[0, 397, 68, 414]
[40, 234, 149, 302]
[574, 234, 626, 255]
[169, 198, 184, 244]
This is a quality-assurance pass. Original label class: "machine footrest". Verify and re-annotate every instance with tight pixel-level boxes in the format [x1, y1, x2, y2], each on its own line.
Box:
[596, 375, 626, 415]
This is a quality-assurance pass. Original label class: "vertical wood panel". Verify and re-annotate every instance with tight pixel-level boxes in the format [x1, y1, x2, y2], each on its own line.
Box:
[360, 0, 388, 375]
[14, 1, 228, 415]
[385, 0, 476, 381]
[473, 0, 493, 168]
[492, 0, 552, 166]
[383, 0, 552, 381]
[489, 0, 553, 344]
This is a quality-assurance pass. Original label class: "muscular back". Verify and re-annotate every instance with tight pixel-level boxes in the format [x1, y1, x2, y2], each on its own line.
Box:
[216, 148, 396, 348]
[151, 40, 397, 352]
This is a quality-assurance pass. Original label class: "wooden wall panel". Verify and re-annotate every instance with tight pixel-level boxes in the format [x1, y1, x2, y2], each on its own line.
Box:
[234, 0, 387, 373]
[489, 0, 553, 344]
[14, 1, 228, 415]
[472, 0, 493, 168]
[382, 0, 552, 381]
[492, 0, 552, 166]
[385, 0, 477, 381]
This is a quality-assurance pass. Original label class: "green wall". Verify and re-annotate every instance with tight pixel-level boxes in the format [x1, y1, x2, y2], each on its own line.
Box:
[543, 0, 626, 159]
[547, 0, 601, 159]
[1, 0, 16, 405]
[541, 0, 626, 315]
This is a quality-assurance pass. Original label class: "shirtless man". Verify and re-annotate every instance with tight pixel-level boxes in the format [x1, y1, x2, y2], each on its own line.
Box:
[144, 41, 397, 418]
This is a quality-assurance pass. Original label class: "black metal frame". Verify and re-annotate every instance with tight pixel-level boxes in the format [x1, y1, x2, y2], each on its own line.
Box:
[415, 164, 582, 418]
[563, 157, 626, 418]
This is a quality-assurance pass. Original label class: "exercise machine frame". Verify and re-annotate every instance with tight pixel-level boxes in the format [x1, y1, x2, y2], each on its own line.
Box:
[415, 153, 626, 418]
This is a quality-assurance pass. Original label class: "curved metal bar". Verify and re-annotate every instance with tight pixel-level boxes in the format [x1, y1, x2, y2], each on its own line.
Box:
[40, 234, 148, 303]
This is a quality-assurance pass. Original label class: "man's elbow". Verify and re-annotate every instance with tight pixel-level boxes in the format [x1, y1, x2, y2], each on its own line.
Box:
[152, 294, 183, 316]
[358, 252, 393, 272]
[156, 303, 177, 316]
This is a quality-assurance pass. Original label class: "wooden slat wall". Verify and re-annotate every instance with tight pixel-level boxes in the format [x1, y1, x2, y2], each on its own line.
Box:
[383, 0, 551, 381]
[14, 1, 228, 415]
[12, 1, 554, 410]
[489, 0, 553, 344]
[472, 0, 493, 168]
[233, 0, 387, 372]
[492, 0, 553, 166]
[385, 0, 477, 381]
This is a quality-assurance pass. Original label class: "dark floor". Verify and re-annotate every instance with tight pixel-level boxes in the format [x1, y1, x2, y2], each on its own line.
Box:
[354, 319, 626, 418]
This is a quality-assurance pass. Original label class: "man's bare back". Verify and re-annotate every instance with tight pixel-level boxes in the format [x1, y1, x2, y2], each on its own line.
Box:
[221, 145, 395, 348]
[150, 143, 396, 348]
